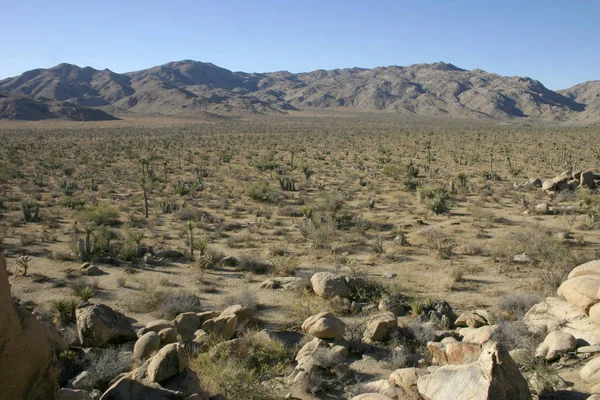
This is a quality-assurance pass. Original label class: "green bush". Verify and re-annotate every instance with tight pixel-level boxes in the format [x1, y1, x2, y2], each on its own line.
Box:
[77, 205, 120, 226]
[246, 181, 279, 203]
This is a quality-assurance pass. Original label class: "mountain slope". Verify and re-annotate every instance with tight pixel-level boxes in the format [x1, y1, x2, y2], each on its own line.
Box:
[0, 60, 590, 121]
[559, 81, 600, 122]
[0, 93, 118, 121]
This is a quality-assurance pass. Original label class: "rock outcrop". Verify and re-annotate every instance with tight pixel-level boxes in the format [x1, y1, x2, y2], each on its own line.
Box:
[0, 254, 62, 399]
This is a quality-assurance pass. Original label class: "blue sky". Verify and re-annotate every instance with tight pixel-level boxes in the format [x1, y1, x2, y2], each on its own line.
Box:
[1, 0, 597, 89]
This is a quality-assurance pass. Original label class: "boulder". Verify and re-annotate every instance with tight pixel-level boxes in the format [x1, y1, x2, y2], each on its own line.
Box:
[145, 319, 176, 333]
[196, 311, 219, 324]
[524, 297, 600, 346]
[535, 203, 549, 214]
[351, 394, 394, 400]
[363, 312, 397, 342]
[287, 337, 348, 385]
[101, 362, 205, 400]
[542, 180, 556, 192]
[76, 304, 136, 347]
[557, 275, 600, 312]
[202, 314, 238, 340]
[310, 272, 352, 299]
[220, 304, 254, 324]
[259, 276, 308, 291]
[458, 325, 499, 344]
[454, 310, 492, 328]
[535, 331, 577, 361]
[417, 341, 530, 400]
[302, 312, 345, 339]
[174, 312, 201, 342]
[83, 265, 102, 276]
[185, 330, 210, 356]
[427, 341, 482, 365]
[68, 370, 92, 389]
[158, 327, 178, 344]
[133, 331, 161, 365]
[0, 254, 62, 400]
[390, 367, 428, 393]
[581, 171, 595, 188]
[581, 356, 600, 389]
[568, 260, 600, 279]
[567, 179, 579, 190]
[147, 343, 188, 383]
[59, 388, 93, 400]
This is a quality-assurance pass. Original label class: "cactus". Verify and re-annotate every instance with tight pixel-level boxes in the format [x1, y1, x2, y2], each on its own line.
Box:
[21, 201, 39, 222]
[77, 230, 95, 262]
[278, 176, 296, 191]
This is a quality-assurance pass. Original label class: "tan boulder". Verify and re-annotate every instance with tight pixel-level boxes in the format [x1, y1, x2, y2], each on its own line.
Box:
[310, 272, 352, 299]
[390, 367, 428, 392]
[542, 180, 556, 192]
[524, 297, 600, 345]
[76, 304, 136, 347]
[569, 260, 600, 279]
[458, 325, 499, 344]
[581, 357, 600, 387]
[427, 341, 482, 365]
[302, 312, 345, 339]
[351, 394, 394, 400]
[174, 312, 201, 342]
[158, 327, 178, 344]
[363, 312, 397, 342]
[133, 331, 161, 365]
[557, 275, 600, 312]
[0, 254, 61, 400]
[58, 388, 93, 400]
[202, 314, 238, 339]
[454, 310, 493, 328]
[220, 304, 254, 324]
[145, 319, 176, 333]
[147, 343, 188, 383]
[535, 331, 577, 361]
[417, 341, 530, 400]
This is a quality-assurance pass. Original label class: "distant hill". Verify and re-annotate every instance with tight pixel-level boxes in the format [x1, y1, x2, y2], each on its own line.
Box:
[558, 81, 600, 123]
[0, 93, 117, 121]
[0, 60, 595, 122]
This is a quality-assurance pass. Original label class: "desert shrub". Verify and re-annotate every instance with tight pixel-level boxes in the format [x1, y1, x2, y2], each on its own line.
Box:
[158, 292, 202, 319]
[237, 254, 271, 274]
[190, 329, 292, 400]
[221, 287, 258, 311]
[70, 278, 99, 302]
[497, 293, 540, 320]
[77, 205, 120, 227]
[50, 297, 80, 326]
[303, 220, 337, 249]
[246, 181, 279, 203]
[80, 346, 132, 391]
[419, 228, 455, 259]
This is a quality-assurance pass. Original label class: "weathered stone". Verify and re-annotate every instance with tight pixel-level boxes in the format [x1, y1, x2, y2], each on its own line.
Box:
[76, 304, 136, 347]
[145, 319, 175, 333]
[542, 180, 556, 192]
[557, 275, 600, 312]
[68, 370, 92, 389]
[390, 367, 428, 392]
[351, 394, 394, 400]
[427, 341, 482, 365]
[158, 327, 178, 344]
[259, 276, 308, 291]
[363, 312, 397, 342]
[535, 203, 549, 214]
[568, 260, 600, 279]
[578, 345, 600, 354]
[535, 331, 577, 361]
[59, 388, 93, 400]
[581, 171, 596, 188]
[196, 311, 219, 324]
[147, 343, 188, 383]
[220, 304, 254, 324]
[524, 297, 600, 346]
[454, 310, 492, 328]
[174, 312, 201, 342]
[310, 271, 352, 299]
[202, 314, 237, 340]
[417, 342, 530, 400]
[0, 255, 61, 400]
[302, 312, 345, 339]
[133, 331, 161, 365]
[458, 325, 499, 344]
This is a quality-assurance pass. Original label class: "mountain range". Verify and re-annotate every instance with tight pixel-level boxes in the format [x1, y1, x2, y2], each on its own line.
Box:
[0, 60, 598, 122]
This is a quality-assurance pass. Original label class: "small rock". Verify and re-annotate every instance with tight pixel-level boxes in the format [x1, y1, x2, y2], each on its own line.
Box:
[363, 312, 397, 342]
[513, 253, 531, 264]
[310, 272, 352, 299]
[535, 331, 577, 361]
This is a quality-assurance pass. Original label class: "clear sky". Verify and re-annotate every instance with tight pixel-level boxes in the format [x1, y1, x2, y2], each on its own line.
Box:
[1, 0, 598, 89]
